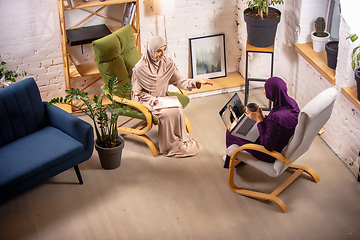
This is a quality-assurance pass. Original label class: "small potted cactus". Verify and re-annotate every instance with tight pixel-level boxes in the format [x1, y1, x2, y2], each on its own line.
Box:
[311, 17, 330, 52]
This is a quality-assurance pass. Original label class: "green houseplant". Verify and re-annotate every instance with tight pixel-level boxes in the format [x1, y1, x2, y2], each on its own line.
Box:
[0, 61, 27, 88]
[243, 0, 284, 47]
[49, 76, 132, 169]
[347, 33, 360, 100]
[245, 0, 284, 20]
[311, 17, 330, 52]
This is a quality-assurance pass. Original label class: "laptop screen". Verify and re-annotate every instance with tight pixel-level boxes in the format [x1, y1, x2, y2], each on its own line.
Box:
[219, 93, 246, 132]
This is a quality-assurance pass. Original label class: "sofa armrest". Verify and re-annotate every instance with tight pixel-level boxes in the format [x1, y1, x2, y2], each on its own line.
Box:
[44, 102, 94, 151]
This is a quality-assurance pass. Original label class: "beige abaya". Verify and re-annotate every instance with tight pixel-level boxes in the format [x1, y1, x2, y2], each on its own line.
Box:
[131, 36, 201, 157]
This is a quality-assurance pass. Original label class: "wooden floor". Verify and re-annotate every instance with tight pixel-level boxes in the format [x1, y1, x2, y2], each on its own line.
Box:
[2, 91, 360, 240]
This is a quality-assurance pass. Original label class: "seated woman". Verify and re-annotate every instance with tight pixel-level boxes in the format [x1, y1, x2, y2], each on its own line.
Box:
[132, 36, 213, 157]
[224, 77, 300, 168]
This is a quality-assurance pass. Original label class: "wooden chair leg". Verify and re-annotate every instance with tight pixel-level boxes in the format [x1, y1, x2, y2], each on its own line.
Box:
[228, 161, 320, 213]
[228, 163, 288, 212]
[74, 165, 83, 184]
[134, 134, 159, 157]
[121, 132, 159, 157]
[184, 115, 192, 133]
[288, 164, 320, 182]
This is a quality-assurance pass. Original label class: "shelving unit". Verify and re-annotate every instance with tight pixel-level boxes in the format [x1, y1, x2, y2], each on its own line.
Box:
[341, 87, 360, 111]
[245, 42, 274, 111]
[294, 43, 335, 85]
[57, 0, 140, 107]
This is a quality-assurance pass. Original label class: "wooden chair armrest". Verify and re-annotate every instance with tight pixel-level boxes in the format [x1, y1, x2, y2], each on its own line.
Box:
[112, 96, 153, 124]
[231, 143, 291, 165]
[174, 86, 188, 97]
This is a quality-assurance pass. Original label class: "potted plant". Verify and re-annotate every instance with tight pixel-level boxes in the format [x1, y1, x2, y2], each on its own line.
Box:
[49, 76, 131, 169]
[311, 17, 330, 52]
[243, 0, 284, 48]
[325, 41, 339, 69]
[347, 33, 360, 101]
[0, 60, 27, 88]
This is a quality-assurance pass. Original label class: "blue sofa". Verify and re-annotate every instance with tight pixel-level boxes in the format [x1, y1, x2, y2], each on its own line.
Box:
[0, 78, 94, 203]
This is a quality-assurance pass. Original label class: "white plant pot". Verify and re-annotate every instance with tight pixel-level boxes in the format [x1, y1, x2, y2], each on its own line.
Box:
[311, 31, 330, 52]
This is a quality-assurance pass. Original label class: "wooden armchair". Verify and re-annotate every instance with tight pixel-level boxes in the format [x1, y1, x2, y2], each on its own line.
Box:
[92, 24, 192, 157]
[226, 88, 337, 212]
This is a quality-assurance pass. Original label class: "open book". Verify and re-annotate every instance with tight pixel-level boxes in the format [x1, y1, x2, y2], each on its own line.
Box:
[152, 96, 182, 110]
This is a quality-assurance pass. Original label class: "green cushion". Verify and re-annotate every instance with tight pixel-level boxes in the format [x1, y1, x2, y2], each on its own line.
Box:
[168, 91, 190, 109]
[113, 27, 140, 77]
[119, 107, 159, 125]
[93, 24, 140, 99]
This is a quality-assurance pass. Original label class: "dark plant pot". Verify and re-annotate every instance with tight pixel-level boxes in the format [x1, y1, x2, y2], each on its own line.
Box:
[325, 41, 339, 69]
[95, 135, 125, 170]
[355, 68, 360, 101]
[244, 7, 281, 48]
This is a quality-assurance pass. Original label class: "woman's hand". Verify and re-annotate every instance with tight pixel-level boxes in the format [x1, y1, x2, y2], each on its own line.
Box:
[246, 106, 265, 123]
[153, 99, 159, 106]
[196, 77, 213, 87]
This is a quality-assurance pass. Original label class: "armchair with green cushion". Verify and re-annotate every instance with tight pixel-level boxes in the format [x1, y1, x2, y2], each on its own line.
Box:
[92, 24, 192, 157]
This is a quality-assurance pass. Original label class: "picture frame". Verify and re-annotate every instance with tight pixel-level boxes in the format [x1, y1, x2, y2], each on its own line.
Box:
[189, 34, 227, 79]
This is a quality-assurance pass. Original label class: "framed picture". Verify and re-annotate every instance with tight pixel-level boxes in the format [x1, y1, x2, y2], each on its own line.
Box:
[189, 34, 227, 79]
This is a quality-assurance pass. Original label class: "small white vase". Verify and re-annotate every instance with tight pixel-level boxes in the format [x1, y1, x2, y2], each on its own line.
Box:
[311, 31, 330, 52]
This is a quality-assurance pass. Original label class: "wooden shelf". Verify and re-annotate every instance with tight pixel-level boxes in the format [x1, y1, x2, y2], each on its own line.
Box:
[57, 0, 140, 112]
[341, 86, 360, 110]
[65, 0, 134, 10]
[294, 42, 336, 85]
[69, 63, 101, 78]
[246, 42, 274, 53]
[189, 72, 245, 95]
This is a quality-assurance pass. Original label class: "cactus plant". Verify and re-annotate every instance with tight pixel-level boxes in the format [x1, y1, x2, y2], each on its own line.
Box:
[315, 17, 326, 37]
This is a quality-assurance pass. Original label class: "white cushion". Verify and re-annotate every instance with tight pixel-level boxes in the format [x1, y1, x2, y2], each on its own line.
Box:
[227, 88, 337, 177]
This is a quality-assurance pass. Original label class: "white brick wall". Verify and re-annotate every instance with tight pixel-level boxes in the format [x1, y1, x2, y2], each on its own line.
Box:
[1, 0, 359, 177]
[297, 0, 330, 44]
[0, 0, 64, 99]
[273, 0, 360, 177]
[140, 0, 240, 78]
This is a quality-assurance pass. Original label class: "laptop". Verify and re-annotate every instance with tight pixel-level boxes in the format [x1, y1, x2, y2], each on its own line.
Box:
[219, 93, 259, 142]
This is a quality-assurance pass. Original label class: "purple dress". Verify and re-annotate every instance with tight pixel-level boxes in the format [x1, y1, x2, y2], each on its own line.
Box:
[225, 77, 300, 166]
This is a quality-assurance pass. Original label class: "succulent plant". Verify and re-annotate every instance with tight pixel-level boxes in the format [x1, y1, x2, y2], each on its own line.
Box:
[347, 33, 360, 70]
[315, 17, 326, 37]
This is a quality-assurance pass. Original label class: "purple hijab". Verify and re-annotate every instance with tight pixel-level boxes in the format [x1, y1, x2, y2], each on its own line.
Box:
[265, 77, 299, 129]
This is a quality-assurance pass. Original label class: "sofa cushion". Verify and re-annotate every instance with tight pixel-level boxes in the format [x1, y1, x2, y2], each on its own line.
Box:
[0, 78, 46, 147]
[0, 126, 86, 188]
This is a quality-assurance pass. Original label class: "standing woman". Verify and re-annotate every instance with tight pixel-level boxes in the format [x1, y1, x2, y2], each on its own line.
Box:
[224, 77, 300, 167]
[132, 36, 213, 157]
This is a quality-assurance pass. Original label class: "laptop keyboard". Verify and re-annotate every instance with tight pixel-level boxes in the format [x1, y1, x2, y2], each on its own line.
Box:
[235, 117, 256, 136]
